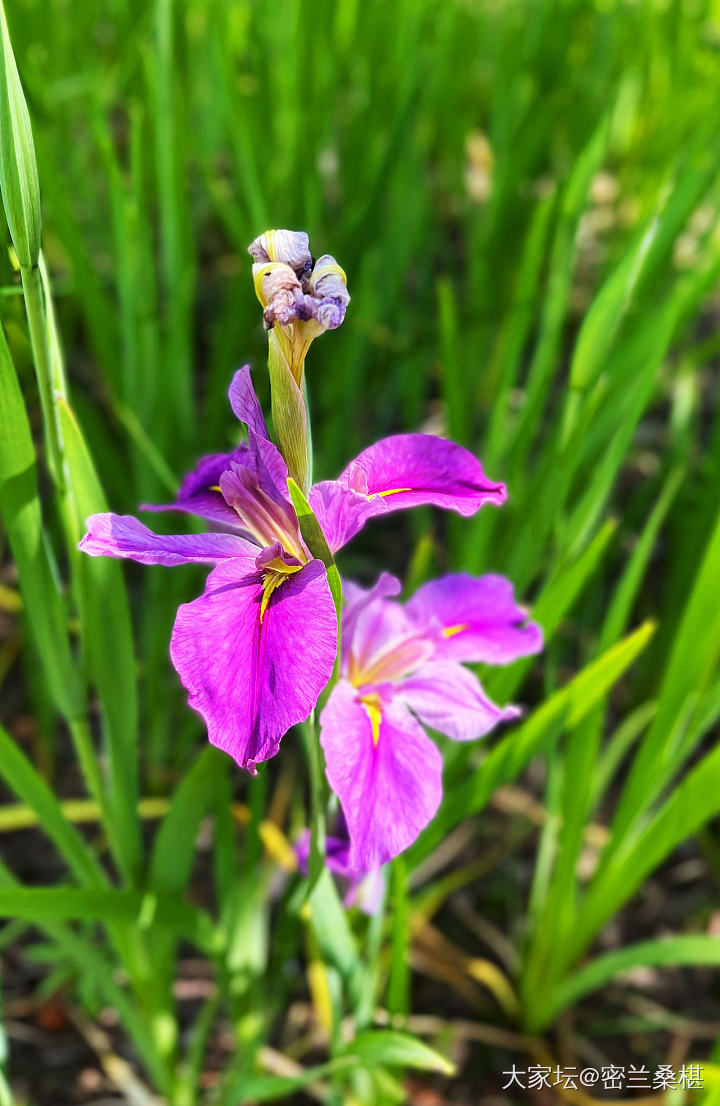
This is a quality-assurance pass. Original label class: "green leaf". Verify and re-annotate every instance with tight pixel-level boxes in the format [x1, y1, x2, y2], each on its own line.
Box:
[550, 936, 720, 1020]
[345, 1030, 455, 1076]
[413, 620, 655, 862]
[0, 323, 83, 720]
[149, 747, 226, 897]
[0, 725, 103, 887]
[611, 499, 720, 844]
[308, 867, 358, 982]
[0, 887, 218, 951]
[0, 0, 40, 268]
[57, 397, 141, 880]
[225, 1057, 357, 1104]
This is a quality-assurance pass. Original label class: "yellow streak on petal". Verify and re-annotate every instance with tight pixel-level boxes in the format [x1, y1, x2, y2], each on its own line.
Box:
[378, 487, 412, 498]
[443, 623, 469, 639]
[208, 484, 222, 492]
[309, 261, 348, 288]
[259, 564, 302, 623]
[361, 693, 383, 747]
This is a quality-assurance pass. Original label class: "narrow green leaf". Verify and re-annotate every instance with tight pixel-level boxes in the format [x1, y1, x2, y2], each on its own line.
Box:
[0, 0, 40, 268]
[345, 1030, 455, 1076]
[0, 887, 218, 951]
[413, 620, 655, 862]
[308, 867, 358, 981]
[57, 397, 141, 880]
[226, 1057, 356, 1103]
[149, 747, 225, 897]
[550, 936, 720, 1020]
[0, 725, 103, 887]
[0, 323, 83, 720]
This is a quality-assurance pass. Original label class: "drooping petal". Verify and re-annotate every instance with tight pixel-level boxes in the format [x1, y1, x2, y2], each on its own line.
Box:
[320, 680, 443, 870]
[141, 447, 250, 529]
[79, 514, 258, 567]
[170, 558, 336, 771]
[400, 659, 520, 741]
[311, 434, 506, 552]
[406, 573, 543, 664]
[228, 365, 269, 439]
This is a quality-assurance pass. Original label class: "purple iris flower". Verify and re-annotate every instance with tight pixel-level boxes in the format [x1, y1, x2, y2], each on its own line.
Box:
[320, 572, 543, 871]
[79, 368, 506, 773]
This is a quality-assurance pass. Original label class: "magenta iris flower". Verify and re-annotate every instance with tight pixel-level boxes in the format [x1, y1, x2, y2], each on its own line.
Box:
[79, 368, 506, 771]
[320, 572, 543, 870]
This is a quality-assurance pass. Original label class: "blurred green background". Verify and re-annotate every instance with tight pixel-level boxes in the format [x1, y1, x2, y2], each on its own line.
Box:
[3, 0, 720, 1102]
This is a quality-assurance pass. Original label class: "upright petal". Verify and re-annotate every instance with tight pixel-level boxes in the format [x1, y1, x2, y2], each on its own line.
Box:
[320, 680, 443, 870]
[229, 365, 269, 439]
[341, 573, 402, 669]
[170, 558, 336, 771]
[141, 447, 250, 529]
[219, 432, 304, 558]
[400, 660, 520, 741]
[79, 514, 258, 566]
[311, 434, 506, 552]
[406, 574, 543, 664]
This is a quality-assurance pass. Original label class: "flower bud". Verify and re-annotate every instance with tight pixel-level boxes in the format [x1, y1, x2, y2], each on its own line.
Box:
[248, 229, 350, 494]
[308, 255, 350, 330]
[248, 229, 312, 275]
[252, 261, 306, 330]
[248, 230, 350, 383]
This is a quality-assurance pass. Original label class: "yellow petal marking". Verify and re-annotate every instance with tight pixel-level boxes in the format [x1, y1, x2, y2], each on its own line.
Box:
[378, 487, 412, 498]
[361, 693, 383, 747]
[443, 623, 469, 639]
[309, 261, 348, 288]
[265, 229, 278, 260]
[259, 563, 302, 623]
[208, 484, 222, 493]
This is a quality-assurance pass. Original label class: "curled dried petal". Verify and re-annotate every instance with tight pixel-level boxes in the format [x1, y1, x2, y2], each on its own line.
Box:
[253, 262, 306, 330]
[248, 229, 312, 274]
[309, 254, 350, 330]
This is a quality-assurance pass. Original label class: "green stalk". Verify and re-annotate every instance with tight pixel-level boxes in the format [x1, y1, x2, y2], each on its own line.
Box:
[305, 709, 327, 884]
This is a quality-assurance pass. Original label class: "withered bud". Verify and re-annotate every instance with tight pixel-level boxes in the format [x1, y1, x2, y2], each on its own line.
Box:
[248, 229, 312, 275]
[253, 261, 306, 331]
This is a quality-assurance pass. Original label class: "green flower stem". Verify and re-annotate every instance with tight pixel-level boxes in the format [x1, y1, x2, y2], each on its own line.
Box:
[268, 330, 311, 492]
[305, 709, 327, 885]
